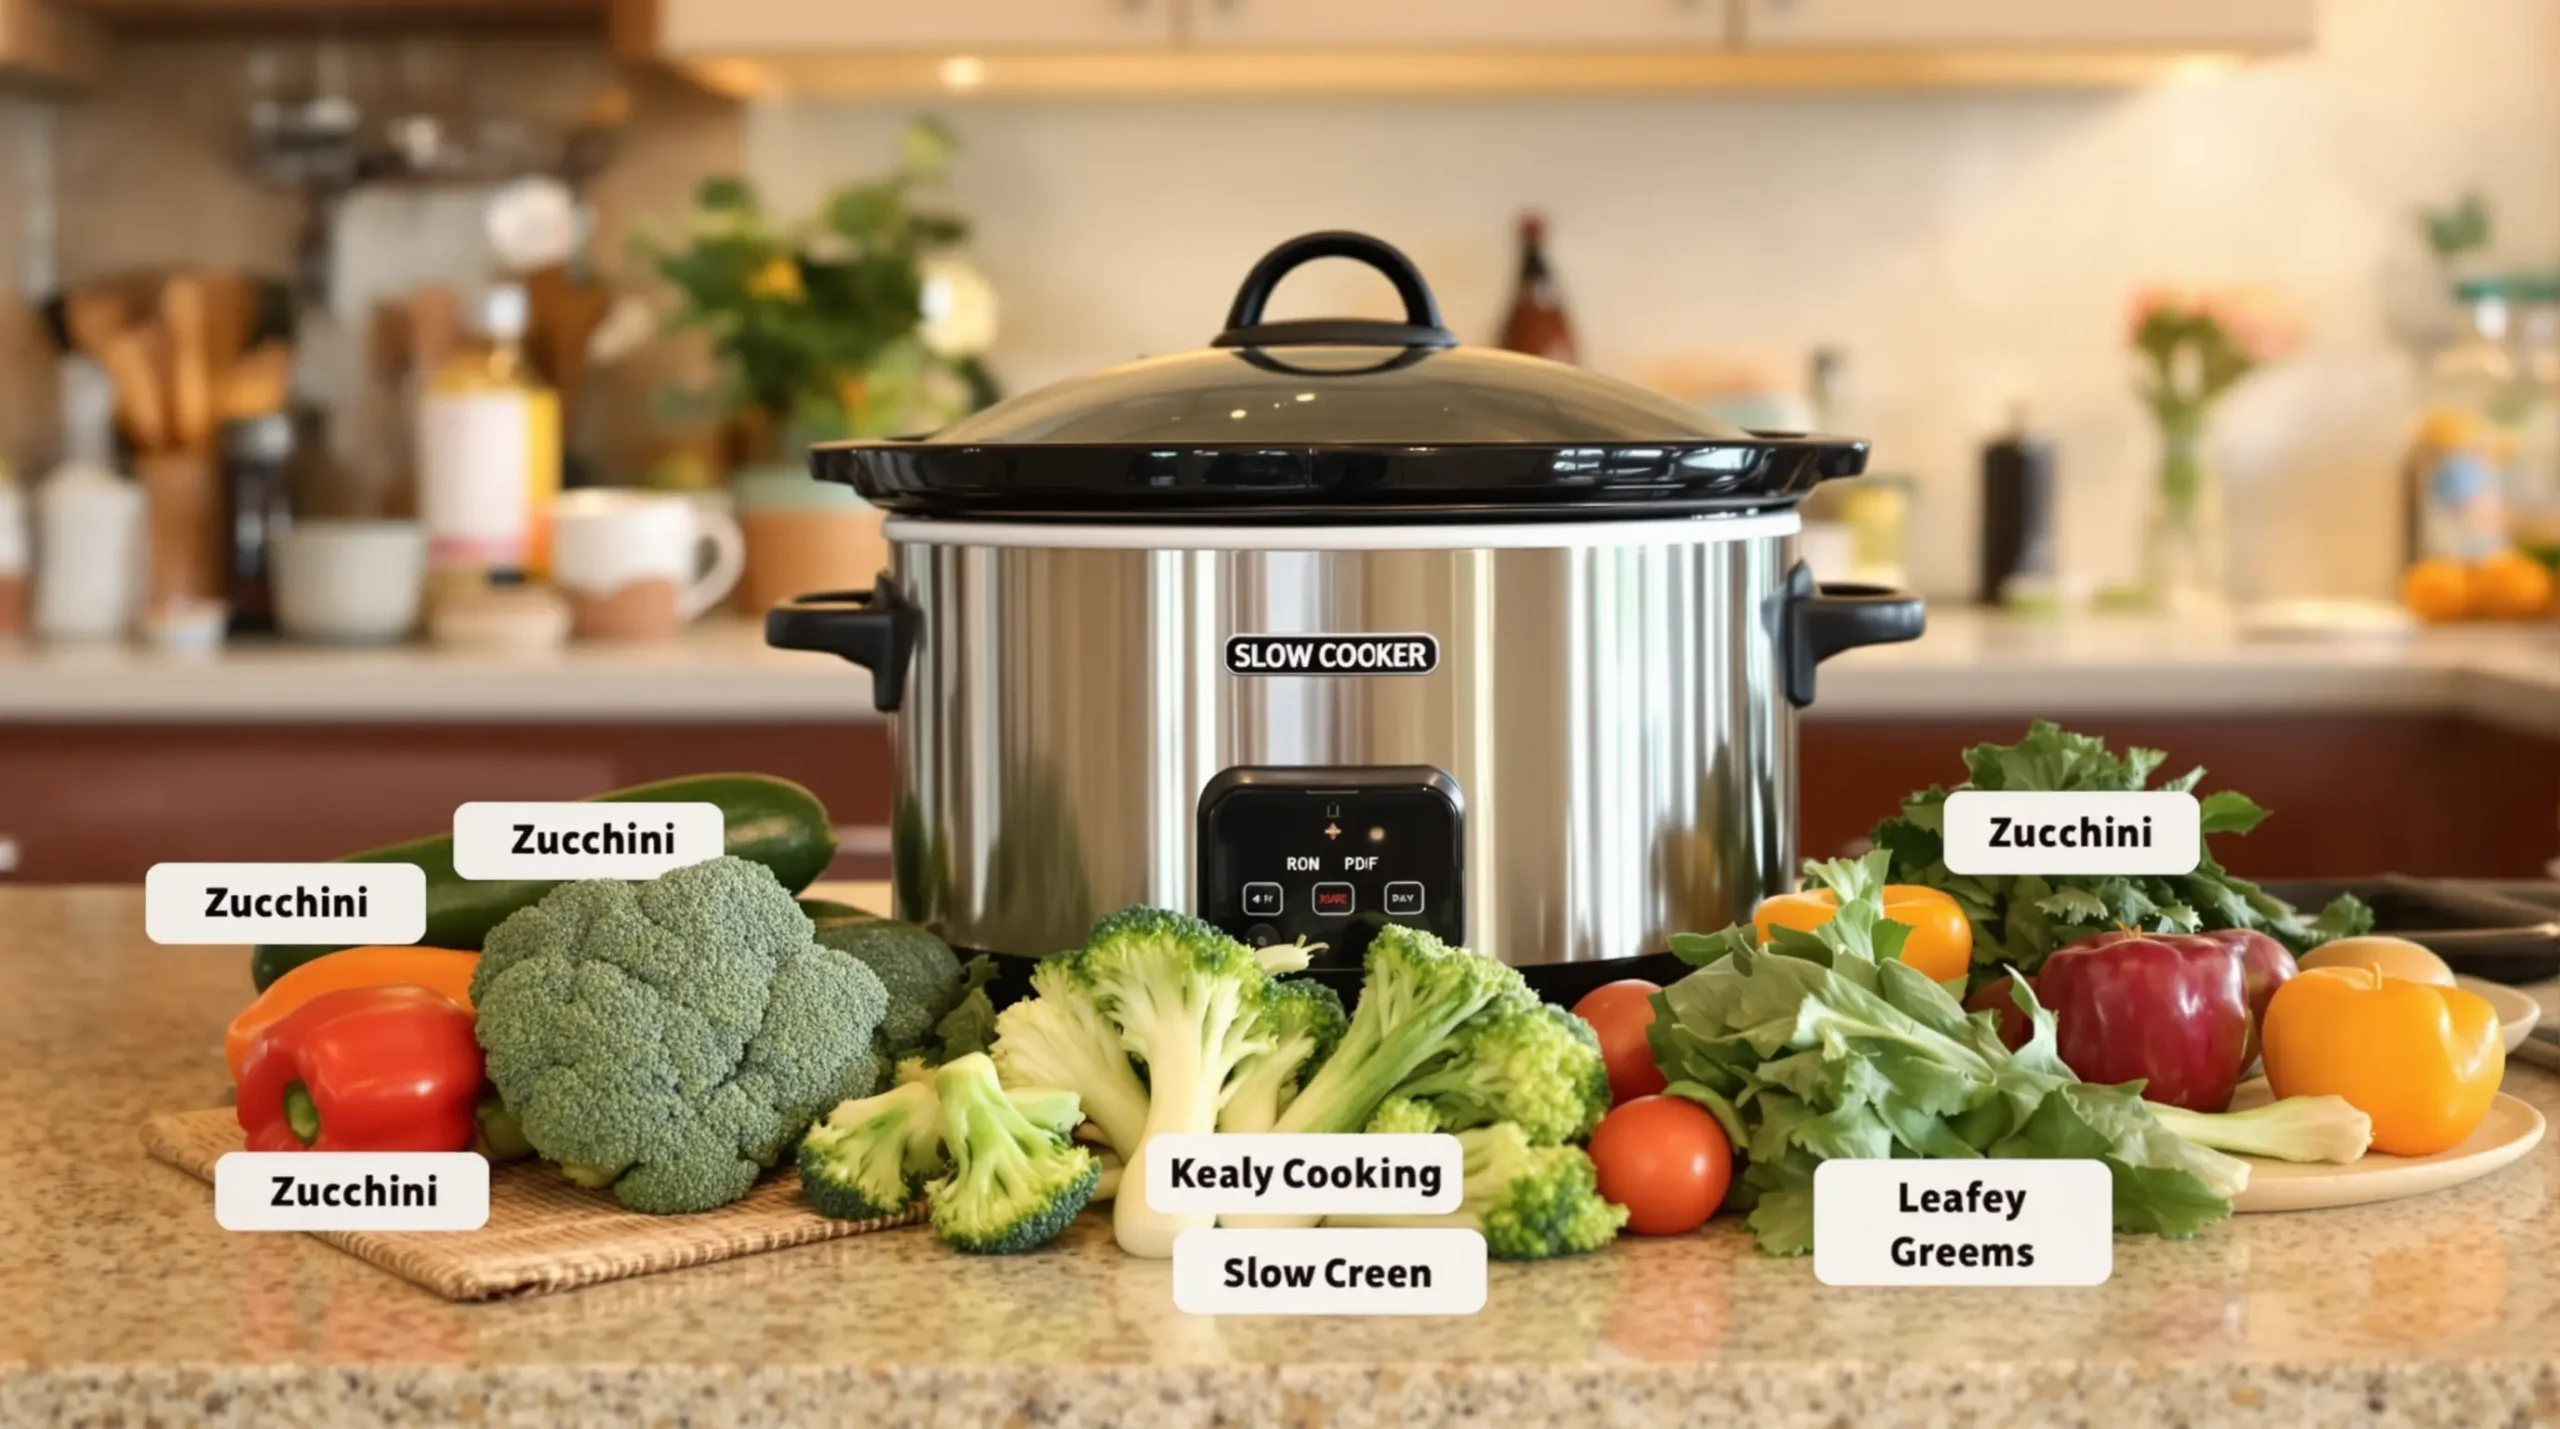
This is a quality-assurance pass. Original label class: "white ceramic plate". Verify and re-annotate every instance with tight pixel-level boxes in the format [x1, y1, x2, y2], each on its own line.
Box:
[2229, 1082, 2545, 1214]
[2455, 976, 2544, 1052]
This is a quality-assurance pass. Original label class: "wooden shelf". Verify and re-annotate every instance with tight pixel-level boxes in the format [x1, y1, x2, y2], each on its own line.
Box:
[0, 0, 106, 86]
[671, 45, 2255, 102]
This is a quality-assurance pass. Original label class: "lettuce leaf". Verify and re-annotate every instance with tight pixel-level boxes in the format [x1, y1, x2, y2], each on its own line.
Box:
[1648, 850, 2248, 1256]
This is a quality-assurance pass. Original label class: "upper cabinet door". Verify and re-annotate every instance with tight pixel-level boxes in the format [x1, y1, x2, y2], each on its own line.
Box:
[1736, 0, 2315, 48]
[655, 0, 1180, 53]
[1187, 0, 1729, 49]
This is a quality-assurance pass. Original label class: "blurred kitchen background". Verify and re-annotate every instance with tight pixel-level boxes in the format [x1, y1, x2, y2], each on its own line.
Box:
[4, 0, 2558, 887]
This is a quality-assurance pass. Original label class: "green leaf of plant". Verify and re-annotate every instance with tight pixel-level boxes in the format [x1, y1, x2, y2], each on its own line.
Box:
[2197, 789, 2269, 835]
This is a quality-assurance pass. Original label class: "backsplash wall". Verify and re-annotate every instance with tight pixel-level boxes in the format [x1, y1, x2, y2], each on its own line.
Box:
[747, 0, 2560, 601]
[0, 93, 50, 465]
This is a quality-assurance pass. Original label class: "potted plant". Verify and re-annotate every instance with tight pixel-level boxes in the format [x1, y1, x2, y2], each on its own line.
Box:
[638, 116, 997, 609]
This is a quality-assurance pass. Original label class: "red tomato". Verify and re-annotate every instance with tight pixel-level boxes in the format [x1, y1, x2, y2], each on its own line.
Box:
[1572, 979, 1669, 1104]
[1586, 1095, 1732, 1236]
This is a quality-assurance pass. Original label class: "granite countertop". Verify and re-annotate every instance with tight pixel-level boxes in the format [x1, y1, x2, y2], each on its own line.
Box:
[3, 611, 2557, 733]
[5, 887, 2560, 1427]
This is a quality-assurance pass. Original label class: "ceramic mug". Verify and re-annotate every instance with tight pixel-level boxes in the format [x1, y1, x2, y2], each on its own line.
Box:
[732, 466, 886, 615]
[273, 520, 427, 644]
[551, 488, 745, 640]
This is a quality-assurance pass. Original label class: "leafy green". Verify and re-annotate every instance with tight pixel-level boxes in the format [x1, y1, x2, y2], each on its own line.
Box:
[1648, 852, 2250, 1256]
[1867, 721, 2371, 982]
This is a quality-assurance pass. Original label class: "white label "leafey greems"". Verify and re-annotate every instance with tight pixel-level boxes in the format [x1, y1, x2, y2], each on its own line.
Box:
[214, 1152, 490, 1232]
[146, 863, 426, 945]
[1940, 791, 2202, 876]
[450, 801, 725, 880]
[1812, 1159, 2112, 1287]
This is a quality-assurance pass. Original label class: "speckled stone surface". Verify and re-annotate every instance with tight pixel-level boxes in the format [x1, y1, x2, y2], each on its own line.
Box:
[4, 887, 2558, 1427]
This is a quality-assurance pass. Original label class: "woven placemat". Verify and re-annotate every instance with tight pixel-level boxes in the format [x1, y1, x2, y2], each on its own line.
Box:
[141, 1107, 920, 1302]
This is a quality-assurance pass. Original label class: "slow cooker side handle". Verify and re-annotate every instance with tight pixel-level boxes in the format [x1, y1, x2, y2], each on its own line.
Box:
[763, 577, 921, 714]
[1778, 560, 1926, 709]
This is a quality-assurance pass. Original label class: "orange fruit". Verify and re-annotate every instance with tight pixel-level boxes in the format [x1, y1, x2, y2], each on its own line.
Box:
[2400, 559, 2474, 621]
[2472, 550, 2554, 618]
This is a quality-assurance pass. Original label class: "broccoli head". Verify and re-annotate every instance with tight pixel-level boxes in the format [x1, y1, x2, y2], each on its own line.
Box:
[799, 1079, 947, 1222]
[1218, 977, 1349, 1134]
[816, 918, 962, 1057]
[1075, 907, 1280, 1257]
[1361, 1095, 1444, 1135]
[991, 951, 1150, 1158]
[1331, 1122, 1627, 1261]
[1385, 998, 1610, 1145]
[1272, 922, 1522, 1136]
[929, 1053, 1099, 1254]
[470, 856, 891, 1215]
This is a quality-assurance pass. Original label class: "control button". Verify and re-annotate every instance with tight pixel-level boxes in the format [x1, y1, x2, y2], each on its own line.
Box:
[1383, 881, 1426, 916]
[1243, 923, 1280, 948]
[1242, 882, 1284, 918]
[1311, 882, 1356, 918]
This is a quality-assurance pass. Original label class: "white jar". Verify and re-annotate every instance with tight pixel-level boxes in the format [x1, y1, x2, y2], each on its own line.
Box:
[32, 463, 144, 643]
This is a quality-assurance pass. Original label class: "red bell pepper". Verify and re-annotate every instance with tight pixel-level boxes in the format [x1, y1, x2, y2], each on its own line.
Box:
[236, 985, 485, 1152]
[2039, 931, 2253, 1112]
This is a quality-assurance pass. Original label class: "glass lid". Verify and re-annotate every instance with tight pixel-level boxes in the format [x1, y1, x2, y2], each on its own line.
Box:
[814, 231, 1869, 523]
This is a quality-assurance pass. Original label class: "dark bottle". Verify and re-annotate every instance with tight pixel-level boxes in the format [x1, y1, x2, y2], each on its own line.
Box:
[1979, 405, 2055, 605]
[219, 411, 297, 634]
[1498, 212, 1577, 363]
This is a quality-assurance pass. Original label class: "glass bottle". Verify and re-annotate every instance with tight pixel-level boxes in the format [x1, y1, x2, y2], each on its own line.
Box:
[1498, 213, 1577, 364]
[416, 284, 560, 611]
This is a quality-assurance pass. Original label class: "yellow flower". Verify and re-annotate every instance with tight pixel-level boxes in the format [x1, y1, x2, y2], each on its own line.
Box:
[747, 259, 804, 301]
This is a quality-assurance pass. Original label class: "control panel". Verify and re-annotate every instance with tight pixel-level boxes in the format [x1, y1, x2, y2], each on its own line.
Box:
[1196, 766, 1463, 969]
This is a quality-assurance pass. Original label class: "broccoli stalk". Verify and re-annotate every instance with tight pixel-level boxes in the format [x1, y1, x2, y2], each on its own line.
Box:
[2151, 1095, 2373, 1164]
[1273, 924, 1520, 1136]
[1076, 908, 1281, 1258]
[1381, 999, 1611, 1146]
[990, 954, 1151, 1158]
[799, 1079, 949, 1222]
[928, 1054, 1100, 1254]
[1328, 1122, 1628, 1260]
[1216, 979, 1349, 1135]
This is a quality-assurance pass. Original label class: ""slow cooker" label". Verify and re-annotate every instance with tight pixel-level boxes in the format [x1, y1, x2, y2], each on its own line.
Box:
[1225, 633, 1440, 676]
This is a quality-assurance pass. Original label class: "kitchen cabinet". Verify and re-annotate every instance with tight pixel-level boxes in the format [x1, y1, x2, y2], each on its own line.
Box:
[1735, 0, 2315, 50]
[1186, 0, 1726, 50]
[0, 722, 897, 884]
[1800, 715, 2560, 880]
[0, 0, 102, 87]
[652, 0, 1176, 54]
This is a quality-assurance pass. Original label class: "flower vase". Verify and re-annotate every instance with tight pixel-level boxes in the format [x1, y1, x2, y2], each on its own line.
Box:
[2141, 420, 2229, 615]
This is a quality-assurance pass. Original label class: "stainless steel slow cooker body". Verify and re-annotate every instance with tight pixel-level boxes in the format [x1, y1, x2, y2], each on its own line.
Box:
[768, 229, 1924, 968]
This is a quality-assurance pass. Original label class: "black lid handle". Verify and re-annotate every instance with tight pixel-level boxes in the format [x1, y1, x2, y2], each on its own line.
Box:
[1213, 230, 1458, 351]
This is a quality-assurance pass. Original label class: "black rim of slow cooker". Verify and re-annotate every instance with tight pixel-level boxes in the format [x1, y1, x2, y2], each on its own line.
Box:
[808, 436, 1868, 524]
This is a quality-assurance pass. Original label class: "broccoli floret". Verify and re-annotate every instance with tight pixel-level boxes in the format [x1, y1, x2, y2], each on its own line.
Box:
[1073, 907, 1281, 1257]
[1273, 923, 1522, 1136]
[1330, 1123, 1627, 1261]
[1218, 978, 1349, 1134]
[799, 1079, 947, 1221]
[470, 856, 891, 1215]
[990, 951, 1151, 1158]
[894, 1053, 937, 1087]
[1385, 999, 1610, 1145]
[1361, 1095, 1443, 1135]
[928, 1053, 1099, 1254]
[816, 919, 962, 1058]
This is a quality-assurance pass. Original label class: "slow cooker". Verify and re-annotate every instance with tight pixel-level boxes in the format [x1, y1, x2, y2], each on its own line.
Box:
[769, 231, 1922, 978]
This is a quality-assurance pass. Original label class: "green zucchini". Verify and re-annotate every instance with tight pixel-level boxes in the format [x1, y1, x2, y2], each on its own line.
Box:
[250, 772, 836, 990]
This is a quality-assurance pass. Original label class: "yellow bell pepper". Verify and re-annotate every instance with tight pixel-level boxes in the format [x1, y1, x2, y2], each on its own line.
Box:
[2260, 966, 2504, 1157]
[1754, 884, 1973, 983]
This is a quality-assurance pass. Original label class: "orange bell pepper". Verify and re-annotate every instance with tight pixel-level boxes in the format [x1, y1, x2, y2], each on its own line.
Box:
[2260, 966, 2504, 1157]
[1754, 883, 1973, 982]
[226, 945, 479, 1085]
